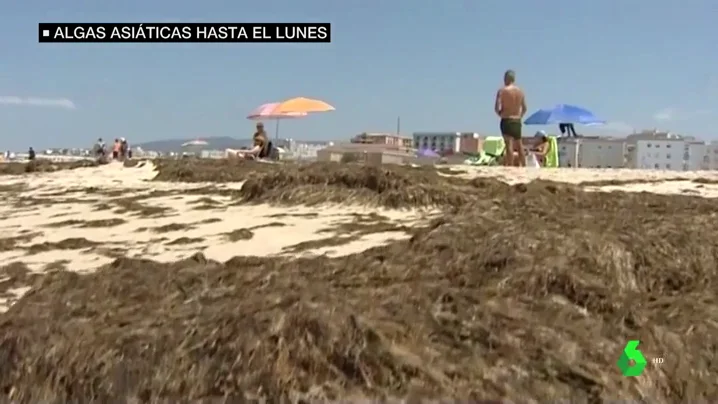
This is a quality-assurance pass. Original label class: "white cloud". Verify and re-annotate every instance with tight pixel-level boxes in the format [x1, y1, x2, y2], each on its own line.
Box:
[0, 96, 76, 110]
[653, 108, 675, 121]
[602, 121, 635, 133]
[653, 107, 710, 122]
[582, 120, 635, 135]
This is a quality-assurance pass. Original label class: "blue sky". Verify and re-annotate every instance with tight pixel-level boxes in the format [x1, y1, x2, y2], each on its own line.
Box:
[1, 0, 716, 150]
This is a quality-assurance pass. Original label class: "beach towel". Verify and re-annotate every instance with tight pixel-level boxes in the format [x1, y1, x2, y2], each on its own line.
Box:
[544, 136, 559, 168]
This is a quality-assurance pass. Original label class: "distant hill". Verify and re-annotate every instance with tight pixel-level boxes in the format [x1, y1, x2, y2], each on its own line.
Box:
[134, 137, 251, 152]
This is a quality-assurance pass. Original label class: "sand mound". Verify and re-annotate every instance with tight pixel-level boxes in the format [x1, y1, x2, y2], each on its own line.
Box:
[0, 163, 717, 402]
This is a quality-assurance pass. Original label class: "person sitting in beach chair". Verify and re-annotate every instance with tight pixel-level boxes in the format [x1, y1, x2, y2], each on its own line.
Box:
[232, 123, 271, 160]
[530, 131, 559, 167]
[531, 131, 550, 165]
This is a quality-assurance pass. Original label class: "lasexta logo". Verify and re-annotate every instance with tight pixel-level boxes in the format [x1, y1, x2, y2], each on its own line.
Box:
[617, 340, 647, 376]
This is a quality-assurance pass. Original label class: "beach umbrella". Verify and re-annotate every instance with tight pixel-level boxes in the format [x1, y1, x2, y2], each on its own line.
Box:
[271, 97, 335, 114]
[247, 102, 308, 139]
[181, 139, 209, 147]
[417, 148, 440, 158]
[524, 104, 605, 126]
[181, 139, 208, 156]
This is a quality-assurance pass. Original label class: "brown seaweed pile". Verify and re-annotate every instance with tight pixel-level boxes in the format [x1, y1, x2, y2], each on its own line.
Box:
[0, 160, 717, 403]
[155, 159, 482, 208]
[0, 159, 99, 175]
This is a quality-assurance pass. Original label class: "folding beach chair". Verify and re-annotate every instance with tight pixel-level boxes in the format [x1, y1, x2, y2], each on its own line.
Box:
[478, 136, 506, 165]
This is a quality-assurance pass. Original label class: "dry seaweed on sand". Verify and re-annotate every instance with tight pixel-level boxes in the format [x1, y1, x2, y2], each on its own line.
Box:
[0, 159, 98, 176]
[154, 160, 480, 208]
[0, 175, 717, 402]
[0, 263, 40, 297]
[24, 237, 99, 254]
[153, 158, 279, 183]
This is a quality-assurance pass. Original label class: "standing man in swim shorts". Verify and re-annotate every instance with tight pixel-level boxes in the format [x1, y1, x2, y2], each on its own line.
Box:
[495, 70, 527, 167]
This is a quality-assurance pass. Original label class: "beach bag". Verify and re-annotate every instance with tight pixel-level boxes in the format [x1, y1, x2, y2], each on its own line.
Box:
[526, 153, 540, 168]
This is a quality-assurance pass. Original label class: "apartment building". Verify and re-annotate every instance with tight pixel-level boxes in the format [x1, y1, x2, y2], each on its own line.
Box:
[633, 139, 711, 170]
[550, 130, 717, 170]
[351, 132, 413, 148]
[685, 141, 710, 170]
[577, 138, 626, 168]
[412, 132, 481, 154]
[635, 140, 684, 170]
[708, 142, 718, 170]
[556, 140, 579, 167]
[413, 132, 460, 154]
[458, 133, 482, 153]
[554, 137, 626, 168]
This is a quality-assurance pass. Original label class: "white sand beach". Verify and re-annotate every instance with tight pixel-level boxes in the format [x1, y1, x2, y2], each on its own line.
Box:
[2, 162, 718, 313]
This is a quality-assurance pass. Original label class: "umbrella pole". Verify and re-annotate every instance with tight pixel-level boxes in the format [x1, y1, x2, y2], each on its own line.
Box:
[275, 120, 280, 140]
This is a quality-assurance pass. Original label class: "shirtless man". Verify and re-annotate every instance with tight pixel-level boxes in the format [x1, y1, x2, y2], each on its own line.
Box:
[494, 70, 527, 167]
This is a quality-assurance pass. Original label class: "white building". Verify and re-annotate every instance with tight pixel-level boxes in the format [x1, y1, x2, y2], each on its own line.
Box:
[551, 129, 714, 171]
[556, 138, 626, 168]
[685, 142, 710, 170]
[634, 139, 703, 171]
[556, 140, 579, 167]
[578, 138, 626, 168]
[412, 132, 460, 153]
[708, 142, 718, 170]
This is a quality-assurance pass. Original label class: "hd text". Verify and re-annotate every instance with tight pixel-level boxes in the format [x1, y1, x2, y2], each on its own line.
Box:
[38, 23, 332, 43]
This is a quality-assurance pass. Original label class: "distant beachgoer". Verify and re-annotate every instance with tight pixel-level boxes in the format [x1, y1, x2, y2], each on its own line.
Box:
[119, 138, 128, 159]
[94, 138, 106, 157]
[113, 139, 120, 159]
[28, 147, 36, 160]
[559, 123, 578, 138]
[495, 70, 527, 167]
[93, 138, 107, 163]
[122, 139, 131, 159]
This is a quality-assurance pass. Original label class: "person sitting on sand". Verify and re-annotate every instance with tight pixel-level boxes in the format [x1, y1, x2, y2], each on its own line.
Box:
[236, 123, 271, 159]
[28, 147, 36, 160]
[531, 131, 551, 166]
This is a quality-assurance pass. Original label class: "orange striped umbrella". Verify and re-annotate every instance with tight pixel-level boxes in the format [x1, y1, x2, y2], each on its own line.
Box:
[271, 97, 335, 114]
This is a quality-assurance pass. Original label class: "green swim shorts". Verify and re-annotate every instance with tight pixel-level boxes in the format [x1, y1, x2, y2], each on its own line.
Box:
[500, 118, 522, 140]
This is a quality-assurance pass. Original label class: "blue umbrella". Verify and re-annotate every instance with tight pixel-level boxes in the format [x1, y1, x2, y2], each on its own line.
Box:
[524, 104, 605, 125]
